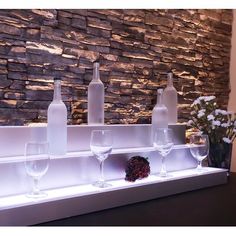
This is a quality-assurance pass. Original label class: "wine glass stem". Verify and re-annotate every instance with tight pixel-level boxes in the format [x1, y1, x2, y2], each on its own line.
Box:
[33, 178, 40, 194]
[197, 161, 202, 170]
[160, 155, 167, 176]
[99, 160, 104, 182]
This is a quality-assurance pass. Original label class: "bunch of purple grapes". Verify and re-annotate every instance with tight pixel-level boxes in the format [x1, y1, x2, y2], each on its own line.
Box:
[125, 156, 150, 182]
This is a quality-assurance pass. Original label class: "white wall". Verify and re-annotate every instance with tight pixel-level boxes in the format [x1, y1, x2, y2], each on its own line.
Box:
[229, 10, 236, 172]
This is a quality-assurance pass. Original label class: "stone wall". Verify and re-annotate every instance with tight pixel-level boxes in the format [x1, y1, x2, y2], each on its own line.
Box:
[0, 9, 233, 125]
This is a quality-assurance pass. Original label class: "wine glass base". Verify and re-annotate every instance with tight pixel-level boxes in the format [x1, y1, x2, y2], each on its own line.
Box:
[158, 172, 173, 178]
[26, 191, 48, 199]
[92, 181, 112, 188]
[195, 167, 208, 174]
[159, 172, 167, 177]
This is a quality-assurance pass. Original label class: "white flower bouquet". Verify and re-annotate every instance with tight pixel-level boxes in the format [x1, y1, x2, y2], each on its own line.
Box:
[188, 96, 236, 169]
[188, 96, 236, 144]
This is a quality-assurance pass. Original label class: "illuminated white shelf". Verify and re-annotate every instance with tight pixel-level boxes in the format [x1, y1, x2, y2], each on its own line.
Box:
[0, 125, 226, 226]
[0, 144, 191, 164]
[0, 167, 227, 226]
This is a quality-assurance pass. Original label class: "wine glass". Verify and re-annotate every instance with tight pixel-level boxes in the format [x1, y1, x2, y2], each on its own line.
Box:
[90, 130, 113, 188]
[153, 128, 174, 177]
[190, 134, 209, 172]
[24, 141, 50, 198]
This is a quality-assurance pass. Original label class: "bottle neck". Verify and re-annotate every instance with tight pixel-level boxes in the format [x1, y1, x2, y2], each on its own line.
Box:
[53, 80, 62, 101]
[157, 89, 163, 105]
[93, 62, 100, 81]
[167, 73, 173, 87]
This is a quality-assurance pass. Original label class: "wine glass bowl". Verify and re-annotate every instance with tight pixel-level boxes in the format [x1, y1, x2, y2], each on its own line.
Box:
[189, 134, 209, 172]
[154, 142, 173, 157]
[24, 142, 50, 198]
[153, 128, 174, 177]
[90, 145, 112, 162]
[90, 130, 113, 188]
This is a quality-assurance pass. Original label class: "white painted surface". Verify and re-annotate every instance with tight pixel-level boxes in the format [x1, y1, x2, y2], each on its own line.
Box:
[229, 10, 236, 172]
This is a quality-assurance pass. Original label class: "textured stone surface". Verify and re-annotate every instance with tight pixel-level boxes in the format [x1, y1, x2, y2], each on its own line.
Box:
[0, 9, 233, 125]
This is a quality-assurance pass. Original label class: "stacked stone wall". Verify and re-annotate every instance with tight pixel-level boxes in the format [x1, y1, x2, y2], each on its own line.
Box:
[0, 9, 233, 125]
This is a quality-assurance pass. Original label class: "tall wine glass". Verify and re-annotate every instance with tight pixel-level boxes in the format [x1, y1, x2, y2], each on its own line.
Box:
[153, 128, 174, 177]
[24, 142, 50, 198]
[190, 134, 209, 172]
[90, 130, 113, 188]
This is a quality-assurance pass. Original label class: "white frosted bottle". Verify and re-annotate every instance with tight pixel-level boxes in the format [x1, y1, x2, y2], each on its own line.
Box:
[47, 78, 67, 156]
[88, 62, 104, 125]
[151, 89, 168, 141]
[163, 73, 178, 124]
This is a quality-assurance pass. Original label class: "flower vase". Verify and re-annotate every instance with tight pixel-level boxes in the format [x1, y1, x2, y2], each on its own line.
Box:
[208, 141, 232, 174]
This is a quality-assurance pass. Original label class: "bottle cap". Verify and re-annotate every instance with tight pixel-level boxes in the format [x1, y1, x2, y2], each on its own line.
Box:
[157, 88, 163, 94]
[93, 62, 100, 67]
[54, 77, 61, 81]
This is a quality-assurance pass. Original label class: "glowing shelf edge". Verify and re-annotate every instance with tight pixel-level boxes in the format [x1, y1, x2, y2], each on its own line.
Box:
[0, 144, 191, 164]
